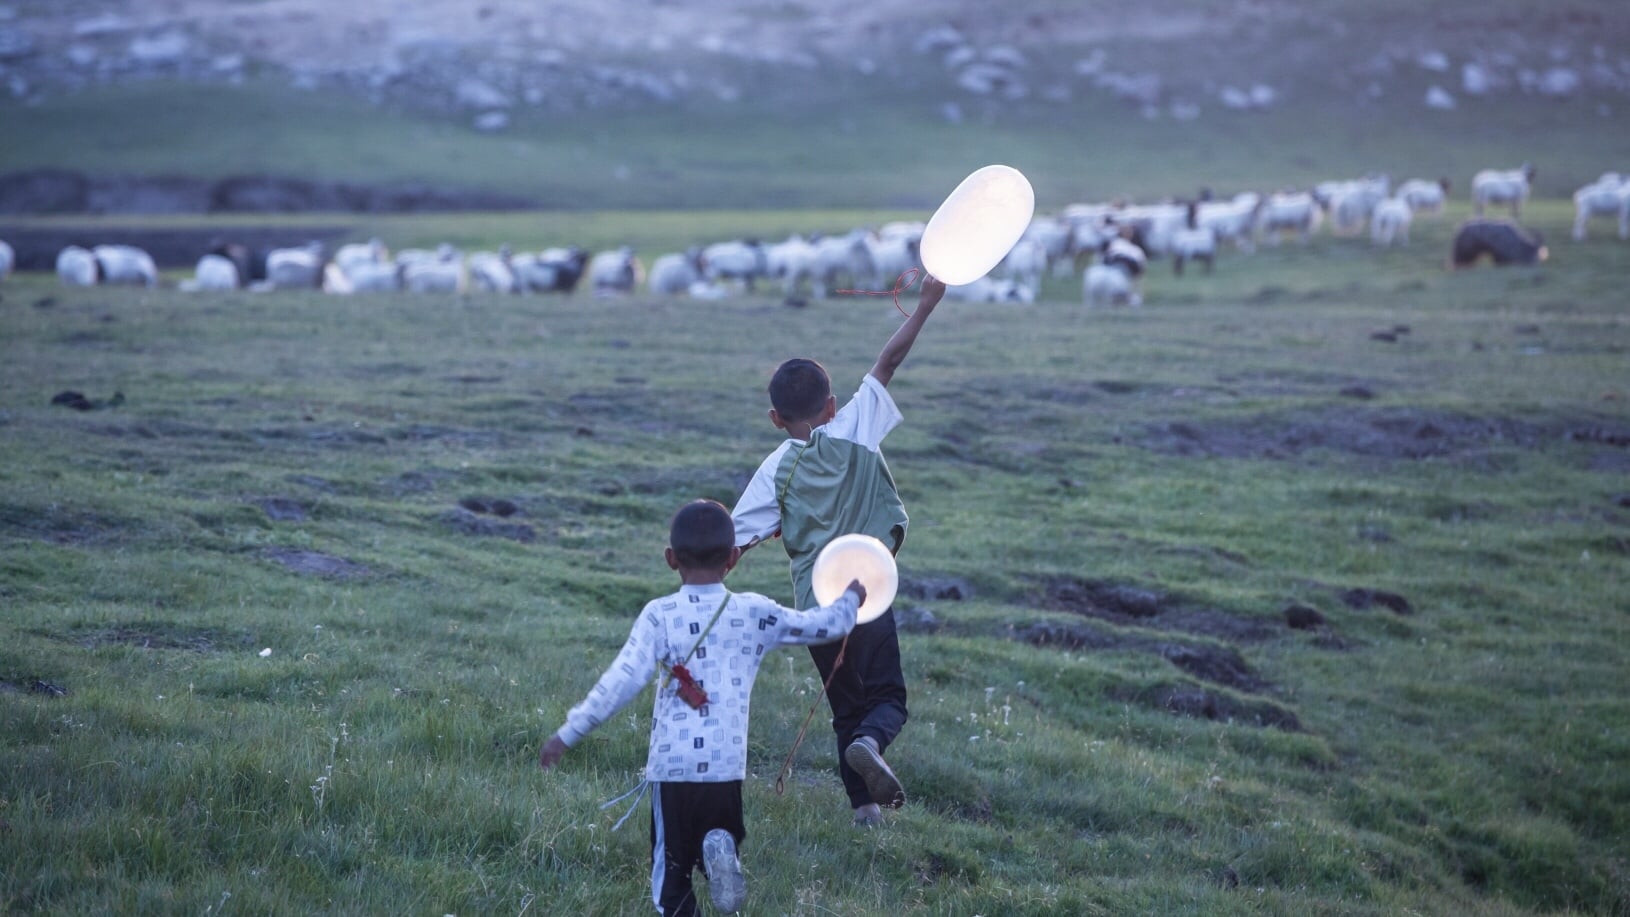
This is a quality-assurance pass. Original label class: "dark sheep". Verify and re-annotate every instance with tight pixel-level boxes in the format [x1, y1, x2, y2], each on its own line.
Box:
[1450, 219, 1548, 268]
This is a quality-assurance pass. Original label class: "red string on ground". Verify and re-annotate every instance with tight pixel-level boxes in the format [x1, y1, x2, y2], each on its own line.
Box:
[774, 633, 850, 797]
[836, 268, 921, 318]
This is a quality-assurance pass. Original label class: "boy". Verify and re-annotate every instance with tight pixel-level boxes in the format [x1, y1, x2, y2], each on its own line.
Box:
[538, 499, 865, 917]
[731, 275, 946, 827]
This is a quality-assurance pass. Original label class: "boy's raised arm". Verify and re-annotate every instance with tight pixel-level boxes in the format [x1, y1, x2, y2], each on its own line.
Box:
[870, 275, 946, 387]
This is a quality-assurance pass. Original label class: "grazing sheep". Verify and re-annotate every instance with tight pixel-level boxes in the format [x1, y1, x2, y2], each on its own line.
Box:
[1370, 196, 1414, 247]
[1322, 175, 1391, 236]
[944, 275, 1034, 303]
[994, 236, 1047, 289]
[1169, 203, 1217, 276]
[207, 240, 256, 286]
[647, 248, 706, 295]
[263, 241, 326, 289]
[765, 235, 820, 297]
[1197, 192, 1262, 252]
[342, 261, 406, 293]
[180, 253, 241, 291]
[811, 231, 874, 295]
[92, 245, 159, 287]
[469, 245, 520, 293]
[1396, 178, 1452, 215]
[588, 246, 641, 295]
[1451, 219, 1548, 267]
[1085, 236, 1147, 307]
[0, 239, 13, 281]
[1256, 191, 1323, 245]
[333, 238, 390, 275]
[702, 240, 768, 291]
[861, 231, 920, 287]
[1471, 163, 1536, 218]
[402, 246, 467, 294]
[514, 247, 590, 294]
[1020, 216, 1075, 275]
[1571, 173, 1630, 240]
[56, 246, 101, 286]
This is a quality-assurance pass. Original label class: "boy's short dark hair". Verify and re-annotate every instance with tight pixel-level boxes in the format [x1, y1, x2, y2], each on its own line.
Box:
[670, 499, 736, 569]
[768, 358, 831, 424]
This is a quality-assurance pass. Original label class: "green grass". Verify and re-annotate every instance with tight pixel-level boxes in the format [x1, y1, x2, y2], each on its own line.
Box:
[2, 202, 1629, 915]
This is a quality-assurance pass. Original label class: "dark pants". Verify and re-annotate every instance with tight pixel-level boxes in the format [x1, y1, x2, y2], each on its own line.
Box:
[650, 781, 745, 917]
[807, 607, 909, 808]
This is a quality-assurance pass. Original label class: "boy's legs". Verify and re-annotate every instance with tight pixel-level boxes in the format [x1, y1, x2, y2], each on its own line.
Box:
[808, 609, 909, 812]
[652, 781, 746, 917]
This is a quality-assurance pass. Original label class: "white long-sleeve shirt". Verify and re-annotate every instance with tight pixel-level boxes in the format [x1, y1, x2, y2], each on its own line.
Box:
[554, 583, 858, 782]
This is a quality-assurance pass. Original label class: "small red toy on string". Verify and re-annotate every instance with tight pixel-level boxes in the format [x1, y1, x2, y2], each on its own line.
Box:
[668, 662, 709, 710]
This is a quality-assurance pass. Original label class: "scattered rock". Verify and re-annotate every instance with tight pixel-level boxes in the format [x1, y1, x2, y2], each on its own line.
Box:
[1339, 587, 1413, 615]
[1339, 385, 1376, 400]
[1370, 331, 1398, 343]
[458, 496, 520, 517]
[1616, 494, 1630, 508]
[50, 390, 123, 411]
[1283, 604, 1326, 630]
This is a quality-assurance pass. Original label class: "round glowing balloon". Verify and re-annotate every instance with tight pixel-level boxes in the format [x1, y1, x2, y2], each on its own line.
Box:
[811, 534, 898, 625]
[919, 164, 1036, 286]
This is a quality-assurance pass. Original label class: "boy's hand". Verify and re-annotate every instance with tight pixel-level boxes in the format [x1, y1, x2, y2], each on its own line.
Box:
[919, 274, 947, 309]
[538, 735, 569, 770]
[846, 579, 868, 607]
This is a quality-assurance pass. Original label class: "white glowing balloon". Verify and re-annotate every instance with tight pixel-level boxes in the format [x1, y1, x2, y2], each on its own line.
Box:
[811, 534, 898, 625]
[919, 164, 1036, 286]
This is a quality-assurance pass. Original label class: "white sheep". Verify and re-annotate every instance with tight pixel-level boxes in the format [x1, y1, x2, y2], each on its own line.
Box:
[468, 245, 519, 293]
[648, 249, 705, 295]
[332, 238, 390, 275]
[1321, 176, 1391, 236]
[0, 239, 13, 281]
[403, 254, 467, 294]
[765, 235, 820, 297]
[1169, 206, 1218, 276]
[1572, 173, 1630, 240]
[1370, 196, 1414, 247]
[57, 246, 100, 286]
[993, 237, 1047, 289]
[1197, 192, 1262, 252]
[1471, 163, 1535, 218]
[811, 231, 873, 294]
[943, 275, 1034, 303]
[180, 253, 241, 291]
[92, 245, 159, 287]
[344, 262, 405, 293]
[263, 241, 326, 289]
[1395, 178, 1451, 215]
[588, 246, 641, 295]
[702, 240, 768, 291]
[861, 232, 919, 287]
[1255, 191, 1323, 245]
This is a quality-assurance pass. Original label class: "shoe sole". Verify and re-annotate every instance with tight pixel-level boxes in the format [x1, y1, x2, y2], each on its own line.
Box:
[845, 741, 906, 809]
[703, 829, 745, 914]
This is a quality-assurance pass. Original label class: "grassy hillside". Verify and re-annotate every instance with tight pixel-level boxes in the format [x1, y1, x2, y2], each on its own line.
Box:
[3, 73, 1629, 210]
[2, 203, 1627, 914]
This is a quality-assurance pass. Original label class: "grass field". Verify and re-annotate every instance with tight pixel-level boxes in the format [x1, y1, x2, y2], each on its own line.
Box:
[2, 201, 1628, 915]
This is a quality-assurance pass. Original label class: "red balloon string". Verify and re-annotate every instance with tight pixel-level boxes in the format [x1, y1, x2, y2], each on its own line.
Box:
[836, 268, 920, 318]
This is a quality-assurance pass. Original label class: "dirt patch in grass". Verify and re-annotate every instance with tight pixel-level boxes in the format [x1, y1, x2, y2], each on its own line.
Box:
[437, 508, 537, 543]
[1035, 577, 1277, 642]
[263, 547, 371, 579]
[1012, 621, 1272, 693]
[1108, 682, 1303, 732]
[1139, 408, 1630, 466]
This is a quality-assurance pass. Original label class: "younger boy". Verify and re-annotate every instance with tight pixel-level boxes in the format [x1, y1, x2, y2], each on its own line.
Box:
[730, 275, 946, 827]
[539, 499, 865, 917]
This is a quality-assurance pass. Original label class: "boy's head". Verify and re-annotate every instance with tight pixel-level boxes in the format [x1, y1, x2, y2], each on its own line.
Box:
[768, 358, 836, 430]
[668, 499, 737, 574]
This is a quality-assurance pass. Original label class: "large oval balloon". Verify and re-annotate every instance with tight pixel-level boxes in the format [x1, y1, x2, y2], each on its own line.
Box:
[919, 164, 1036, 286]
[811, 533, 898, 625]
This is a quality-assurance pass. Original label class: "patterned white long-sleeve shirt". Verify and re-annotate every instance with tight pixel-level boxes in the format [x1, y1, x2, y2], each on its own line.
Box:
[554, 583, 858, 782]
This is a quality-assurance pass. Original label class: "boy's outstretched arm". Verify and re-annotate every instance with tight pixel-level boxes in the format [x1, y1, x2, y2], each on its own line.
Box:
[870, 275, 946, 387]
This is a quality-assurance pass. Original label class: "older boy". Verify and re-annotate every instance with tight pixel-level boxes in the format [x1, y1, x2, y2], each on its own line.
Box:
[539, 499, 864, 917]
[731, 275, 946, 827]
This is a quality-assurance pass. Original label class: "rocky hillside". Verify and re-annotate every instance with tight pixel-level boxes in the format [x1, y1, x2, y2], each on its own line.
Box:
[3, 0, 1628, 129]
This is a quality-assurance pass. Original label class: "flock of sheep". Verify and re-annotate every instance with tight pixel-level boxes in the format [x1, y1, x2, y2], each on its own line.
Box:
[3, 165, 1626, 308]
